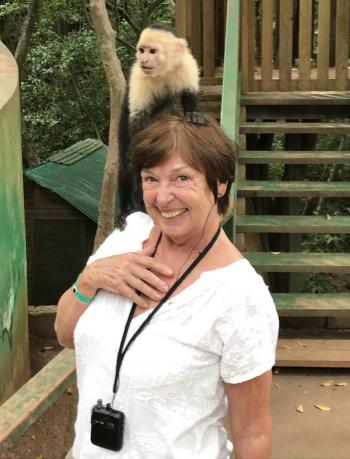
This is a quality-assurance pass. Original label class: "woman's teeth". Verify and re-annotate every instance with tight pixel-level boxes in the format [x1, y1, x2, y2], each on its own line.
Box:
[161, 209, 187, 218]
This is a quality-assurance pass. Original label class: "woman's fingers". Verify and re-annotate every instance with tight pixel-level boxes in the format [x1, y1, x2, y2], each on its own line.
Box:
[128, 269, 167, 300]
[134, 251, 173, 277]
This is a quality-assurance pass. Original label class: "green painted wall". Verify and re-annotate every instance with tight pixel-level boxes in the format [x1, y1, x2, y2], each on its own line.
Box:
[0, 42, 30, 403]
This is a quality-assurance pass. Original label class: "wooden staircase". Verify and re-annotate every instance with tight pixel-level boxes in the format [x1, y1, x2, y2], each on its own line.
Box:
[200, 89, 350, 366]
[236, 92, 350, 366]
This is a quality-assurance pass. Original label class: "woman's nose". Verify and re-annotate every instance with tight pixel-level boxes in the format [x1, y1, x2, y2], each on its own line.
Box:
[156, 183, 173, 205]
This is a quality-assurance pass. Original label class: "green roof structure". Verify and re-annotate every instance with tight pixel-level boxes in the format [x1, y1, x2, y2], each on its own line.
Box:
[24, 139, 111, 223]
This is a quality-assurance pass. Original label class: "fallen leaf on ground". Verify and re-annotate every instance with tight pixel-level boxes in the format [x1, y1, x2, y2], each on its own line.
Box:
[321, 380, 334, 387]
[296, 405, 304, 413]
[334, 382, 347, 387]
[67, 386, 74, 395]
[274, 383, 280, 389]
[43, 346, 53, 351]
[315, 404, 331, 411]
[325, 213, 331, 220]
[296, 341, 310, 348]
[31, 434, 37, 440]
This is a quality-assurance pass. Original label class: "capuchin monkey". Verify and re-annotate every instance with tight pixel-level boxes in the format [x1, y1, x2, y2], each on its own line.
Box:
[117, 23, 204, 222]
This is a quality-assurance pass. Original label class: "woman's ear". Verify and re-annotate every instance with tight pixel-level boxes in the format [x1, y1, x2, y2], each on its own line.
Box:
[217, 182, 228, 197]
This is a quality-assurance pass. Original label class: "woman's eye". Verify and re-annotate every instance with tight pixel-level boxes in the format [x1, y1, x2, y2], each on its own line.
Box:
[178, 175, 188, 182]
[143, 175, 157, 183]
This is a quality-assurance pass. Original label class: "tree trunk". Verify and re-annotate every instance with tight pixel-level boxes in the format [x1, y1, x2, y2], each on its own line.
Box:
[15, 0, 42, 81]
[90, 0, 126, 252]
[15, 0, 42, 167]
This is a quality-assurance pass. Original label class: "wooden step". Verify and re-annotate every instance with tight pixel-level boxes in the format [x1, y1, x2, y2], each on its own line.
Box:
[276, 338, 350, 368]
[245, 252, 350, 273]
[241, 91, 350, 106]
[240, 122, 350, 134]
[236, 215, 350, 233]
[272, 293, 350, 317]
[238, 180, 350, 197]
[238, 150, 350, 164]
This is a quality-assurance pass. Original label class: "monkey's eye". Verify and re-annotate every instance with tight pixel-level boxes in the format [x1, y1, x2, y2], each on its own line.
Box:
[138, 47, 145, 54]
[150, 48, 157, 54]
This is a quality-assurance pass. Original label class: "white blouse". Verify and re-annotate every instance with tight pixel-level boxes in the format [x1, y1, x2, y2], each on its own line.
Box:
[73, 212, 279, 459]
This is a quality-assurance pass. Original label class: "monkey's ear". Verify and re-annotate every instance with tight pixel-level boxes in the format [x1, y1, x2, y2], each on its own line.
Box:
[176, 37, 188, 51]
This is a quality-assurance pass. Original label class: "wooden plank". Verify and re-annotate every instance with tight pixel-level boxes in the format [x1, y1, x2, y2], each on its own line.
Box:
[240, 0, 250, 93]
[236, 215, 350, 233]
[298, 0, 312, 90]
[246, 104, 350, 120]
[240, 121, 350, 134]
[200, 76, 223, 85]
[247, 0, 256, 92]
[190, 0, 203, 65]
[335, 0, 350, 90]
[278, 0, 293, 90]
[0, 349, 75, 452]
[241, 91, 350, 105]
[202, 0, 215, 77]
[317, 0, 331, 89]
[244, 252, 350, 273]
[276, 339, 350, 368]
[175, 0, 187, 39]
[273, 293, 350, 317]
[238, 150, 350, 164]
[261, 0, 274, 91]
[238, 180, 350, 198]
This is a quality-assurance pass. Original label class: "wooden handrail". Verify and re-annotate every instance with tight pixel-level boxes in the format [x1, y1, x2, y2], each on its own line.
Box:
[0, 349, 75, 453]
[220, 0, 240, 243]
[241, 0, 350, 92]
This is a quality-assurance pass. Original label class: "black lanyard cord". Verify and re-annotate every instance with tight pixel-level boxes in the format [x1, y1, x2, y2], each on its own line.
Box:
[112, 225, 221, 397]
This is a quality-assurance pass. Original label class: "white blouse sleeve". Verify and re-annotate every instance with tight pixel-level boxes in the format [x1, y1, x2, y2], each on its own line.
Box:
[86, 212, 153, 265]
[217, 272, 279, 384]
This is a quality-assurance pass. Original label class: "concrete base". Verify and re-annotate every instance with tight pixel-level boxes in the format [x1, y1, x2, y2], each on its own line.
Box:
[271, 367, 350, 459]
[28, 305, 57, 339]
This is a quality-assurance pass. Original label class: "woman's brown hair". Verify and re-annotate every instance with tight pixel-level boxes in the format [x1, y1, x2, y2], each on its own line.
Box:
[128, 115, 237, 215]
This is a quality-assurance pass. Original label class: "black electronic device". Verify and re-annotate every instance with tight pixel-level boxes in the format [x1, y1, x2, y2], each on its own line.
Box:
[91, 399, 125, 451]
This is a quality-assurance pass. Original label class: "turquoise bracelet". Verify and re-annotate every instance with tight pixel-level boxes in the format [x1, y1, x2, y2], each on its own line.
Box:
[72, 281, 96, 303]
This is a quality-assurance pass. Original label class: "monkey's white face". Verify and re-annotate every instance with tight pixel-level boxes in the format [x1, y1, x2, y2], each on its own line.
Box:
[136, 44, 163, 76]
[141, 153, 222, 246]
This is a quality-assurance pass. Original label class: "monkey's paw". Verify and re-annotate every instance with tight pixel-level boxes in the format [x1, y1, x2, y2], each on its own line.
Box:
[185, 111, 205, 125]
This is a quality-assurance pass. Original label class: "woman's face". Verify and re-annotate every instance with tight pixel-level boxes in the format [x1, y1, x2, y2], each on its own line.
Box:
[141, 152, 222, 244]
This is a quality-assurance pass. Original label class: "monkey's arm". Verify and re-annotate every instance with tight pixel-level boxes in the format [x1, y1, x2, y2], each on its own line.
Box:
[180, 90, 205, 125]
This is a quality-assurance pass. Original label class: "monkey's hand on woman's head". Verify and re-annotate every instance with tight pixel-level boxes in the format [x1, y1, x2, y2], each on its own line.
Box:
[185, 111, 205, 125]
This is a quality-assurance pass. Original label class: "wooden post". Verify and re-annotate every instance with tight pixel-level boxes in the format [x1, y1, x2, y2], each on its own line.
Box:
[261, 0, 273, 91]
[317, 0, 331, 90]
[298, 0, 312, 90]
[279, 0, 293, 91]
[202, 0, 216, 76]
[335, 0, 350, 90]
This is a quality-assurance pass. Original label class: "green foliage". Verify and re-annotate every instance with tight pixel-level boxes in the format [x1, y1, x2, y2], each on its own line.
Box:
[0, 0, 174, 161]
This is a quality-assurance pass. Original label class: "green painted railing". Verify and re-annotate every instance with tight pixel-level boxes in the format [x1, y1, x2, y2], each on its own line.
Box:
[0, 349, 75, 453]
[220, 0, 241, 243]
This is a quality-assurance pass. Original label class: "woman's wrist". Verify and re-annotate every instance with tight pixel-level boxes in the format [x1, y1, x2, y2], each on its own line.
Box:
[75, 272, 97, 299]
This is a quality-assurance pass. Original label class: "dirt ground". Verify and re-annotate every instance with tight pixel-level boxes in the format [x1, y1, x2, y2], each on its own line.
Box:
[3, 336, 350, 459]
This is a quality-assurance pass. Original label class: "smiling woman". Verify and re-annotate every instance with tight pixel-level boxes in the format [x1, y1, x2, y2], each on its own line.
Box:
[55, 115, 279, 459]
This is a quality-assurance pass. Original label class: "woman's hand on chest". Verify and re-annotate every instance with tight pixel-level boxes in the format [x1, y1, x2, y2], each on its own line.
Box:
[79, 244, 173, 309]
